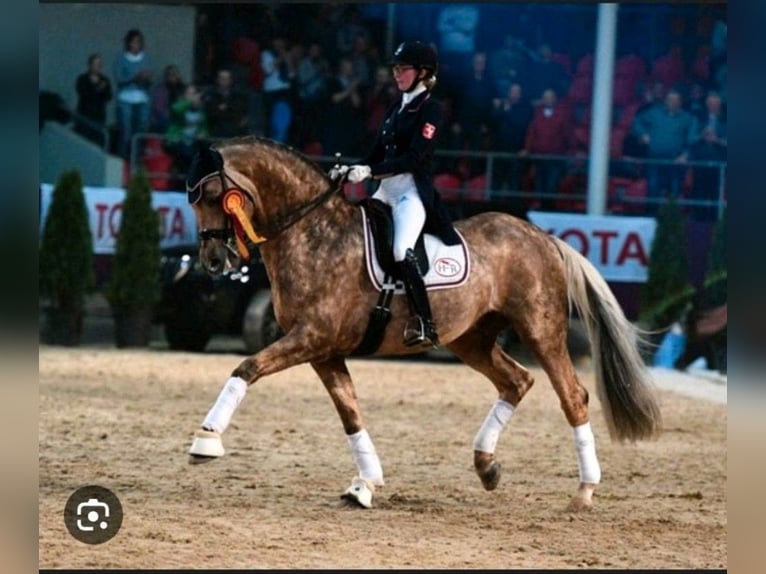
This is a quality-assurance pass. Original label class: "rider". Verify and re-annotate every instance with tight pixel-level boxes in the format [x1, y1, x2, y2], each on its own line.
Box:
[335, 41, 460, 348]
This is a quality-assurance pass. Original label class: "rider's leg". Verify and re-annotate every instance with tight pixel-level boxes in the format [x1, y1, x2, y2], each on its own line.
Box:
[391, 191, 437, 347]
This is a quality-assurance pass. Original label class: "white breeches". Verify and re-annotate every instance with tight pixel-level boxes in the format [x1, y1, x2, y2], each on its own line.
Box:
[372, 174, 426, 262]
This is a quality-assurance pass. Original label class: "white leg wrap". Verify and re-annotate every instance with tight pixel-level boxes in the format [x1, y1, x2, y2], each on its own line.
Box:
[347, 429, 384, 486]
[573, 422, 601, 484]
[473, 399, 515, 453]
[201, 376, 248, 434]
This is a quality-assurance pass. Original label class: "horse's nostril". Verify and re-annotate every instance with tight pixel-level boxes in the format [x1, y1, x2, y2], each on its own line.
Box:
[209, 258, 223, 273]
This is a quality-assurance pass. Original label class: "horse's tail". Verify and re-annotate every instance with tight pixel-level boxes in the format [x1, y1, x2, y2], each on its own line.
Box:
[552, 236, 662, 442]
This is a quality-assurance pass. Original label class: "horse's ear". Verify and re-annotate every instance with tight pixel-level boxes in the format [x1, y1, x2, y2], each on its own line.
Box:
[186, 143, 224, 204]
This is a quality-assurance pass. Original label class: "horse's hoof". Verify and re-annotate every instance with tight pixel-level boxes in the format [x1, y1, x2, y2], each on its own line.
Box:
[340, 477, 375, 509]
[478, 461, 502, 491]
[566, 483, 596, 512]
[188, 429, 225, 462]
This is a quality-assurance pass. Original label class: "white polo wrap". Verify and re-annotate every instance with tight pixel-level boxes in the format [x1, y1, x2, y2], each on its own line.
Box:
[202, 376, 248, 434]
[347, 429, 384, 486]
[573, 422, 601, 484]
[473, 399, 515, 453]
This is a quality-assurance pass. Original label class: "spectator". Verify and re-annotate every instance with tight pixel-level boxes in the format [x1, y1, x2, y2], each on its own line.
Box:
[164, 84, 209, 176]
[150, 64, 186, 133]
[622, 80, 666, 158]
[490, 83, 533, 193]
[527, 43, 570, 103]
[261, 35, 295, 143]
[74, 53, 112, 147]
[320, 57, 364, 157]
[203, 69, 249, 139]
[350, 33, 379, 95]
[294, 41, 330, 148]
[489, 34, 529, 98]
[689, 90, 726, 221]
[521, 88, 574, 210]
[364, 65, 397, 141]
[454, 52, 494, 153]
[113, 28, 154, 159]
[631, 88, 697, 215]
[336, 6, 370, 59]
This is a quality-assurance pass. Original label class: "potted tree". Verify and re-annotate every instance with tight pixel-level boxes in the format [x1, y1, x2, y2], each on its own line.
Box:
[638, 196, 695, 365]
[39, 170, 94, 346]
[106, 170, 161, 348]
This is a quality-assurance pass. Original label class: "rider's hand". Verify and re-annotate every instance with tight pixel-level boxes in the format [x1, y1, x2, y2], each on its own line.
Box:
[328, 165, 350, 182]
[347, 165, 371, 184]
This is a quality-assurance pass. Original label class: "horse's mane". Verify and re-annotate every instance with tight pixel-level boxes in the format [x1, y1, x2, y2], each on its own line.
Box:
[213, 136, 334, 186]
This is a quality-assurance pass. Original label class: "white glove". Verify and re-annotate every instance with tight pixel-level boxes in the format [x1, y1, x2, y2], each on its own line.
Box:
[328, 164, 350, 181]
[347, 165, 372, 184]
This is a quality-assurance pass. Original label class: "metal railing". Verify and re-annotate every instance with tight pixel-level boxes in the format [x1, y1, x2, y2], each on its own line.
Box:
[128, 132, 727, 220]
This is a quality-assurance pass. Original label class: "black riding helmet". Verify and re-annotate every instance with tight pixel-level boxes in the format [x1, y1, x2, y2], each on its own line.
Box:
[391, 41, 438, 77]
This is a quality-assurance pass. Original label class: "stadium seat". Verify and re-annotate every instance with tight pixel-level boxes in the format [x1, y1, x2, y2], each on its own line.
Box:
[568, 75, 592, 104]
[302, 141, 323, 157]
[464, 174, 488, 201]
[434, 173, 463, 201]
[142, 136, 175, 190]
[575, 53, 594, 76]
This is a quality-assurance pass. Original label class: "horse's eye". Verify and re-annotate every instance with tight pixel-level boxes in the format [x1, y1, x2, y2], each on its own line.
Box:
[204, 194, 219, 207]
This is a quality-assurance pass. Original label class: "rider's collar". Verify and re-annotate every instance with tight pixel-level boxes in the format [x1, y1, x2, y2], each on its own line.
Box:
[401, 83, 427, 109]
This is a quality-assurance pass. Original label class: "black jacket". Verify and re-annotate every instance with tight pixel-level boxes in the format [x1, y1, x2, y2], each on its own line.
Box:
[362, 90, 460, 245]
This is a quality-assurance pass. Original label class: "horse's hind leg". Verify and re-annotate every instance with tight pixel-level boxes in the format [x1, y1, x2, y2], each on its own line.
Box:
[311, 357, 384, 509]
[517, 313, 601, 511]
[446, 322, 535, 492]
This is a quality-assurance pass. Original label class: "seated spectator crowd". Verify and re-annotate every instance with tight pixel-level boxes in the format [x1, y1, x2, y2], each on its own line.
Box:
[70, 5, 727, 219]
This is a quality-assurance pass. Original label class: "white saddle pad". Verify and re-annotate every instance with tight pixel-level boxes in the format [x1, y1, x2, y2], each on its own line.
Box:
[360, 207, 471, 293]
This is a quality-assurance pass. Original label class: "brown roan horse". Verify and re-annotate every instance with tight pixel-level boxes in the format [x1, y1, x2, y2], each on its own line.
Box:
[185, 136, 661, 511]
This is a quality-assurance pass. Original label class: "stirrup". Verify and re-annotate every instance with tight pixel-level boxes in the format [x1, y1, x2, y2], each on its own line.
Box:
[403, 316, 439, 348]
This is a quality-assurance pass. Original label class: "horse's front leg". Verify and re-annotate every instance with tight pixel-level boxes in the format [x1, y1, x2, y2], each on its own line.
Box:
[188, 327, 328, 463]
[311, 357, 384, 509]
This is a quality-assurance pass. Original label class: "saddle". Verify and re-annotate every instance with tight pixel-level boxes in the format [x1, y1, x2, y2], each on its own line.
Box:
[351, 198, 470, 356]
[359, 198, 429, 278]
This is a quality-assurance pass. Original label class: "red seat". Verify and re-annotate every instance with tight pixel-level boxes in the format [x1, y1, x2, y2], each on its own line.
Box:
[141, 136, 175, 190]
[568, 75, 592, 104]
[609, 126, 627, 158]
[143, 154, 175, 190]
[302, 141, 323, 157]
[575, 53, 594, 76]
[464, 174, 488, 200]
[434, 173, 463, 201]
[608, 177, 647, 214]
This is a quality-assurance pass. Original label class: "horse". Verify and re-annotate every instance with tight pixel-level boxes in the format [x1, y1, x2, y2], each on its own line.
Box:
[184, 136, 662, 511]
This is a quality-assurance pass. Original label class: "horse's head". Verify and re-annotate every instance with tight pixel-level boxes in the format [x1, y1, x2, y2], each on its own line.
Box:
[186, 145, 257, 276]
[186, 138, 337, 277]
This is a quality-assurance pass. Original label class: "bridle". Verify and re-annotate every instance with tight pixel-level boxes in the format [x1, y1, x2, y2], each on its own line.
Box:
[187, 166, 340, 261]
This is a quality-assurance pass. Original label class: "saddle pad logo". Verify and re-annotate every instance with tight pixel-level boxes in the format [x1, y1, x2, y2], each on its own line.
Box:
[434, 257, 461, 277]
[422, 123, 436, 140]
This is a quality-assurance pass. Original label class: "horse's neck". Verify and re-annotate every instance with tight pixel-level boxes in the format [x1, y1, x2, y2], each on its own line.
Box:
[259, 195, 362, 282]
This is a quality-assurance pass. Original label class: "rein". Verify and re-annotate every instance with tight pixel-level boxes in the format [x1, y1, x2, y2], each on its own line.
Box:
[194, 169, 341, 261]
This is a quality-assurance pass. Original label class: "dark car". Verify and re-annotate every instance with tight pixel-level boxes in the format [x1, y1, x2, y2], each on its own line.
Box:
[154, 245, 282, 353]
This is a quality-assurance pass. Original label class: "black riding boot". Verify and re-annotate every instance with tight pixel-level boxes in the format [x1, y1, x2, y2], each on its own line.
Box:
[396, 249, 439, 348]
